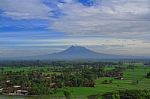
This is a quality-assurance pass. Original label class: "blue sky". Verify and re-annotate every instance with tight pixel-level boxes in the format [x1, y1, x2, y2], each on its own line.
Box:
[0, 0, 150, 57]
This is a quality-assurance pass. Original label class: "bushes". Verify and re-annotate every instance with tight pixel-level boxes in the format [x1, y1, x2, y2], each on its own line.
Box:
[102, 79, 113, 84]
[87, 94, 99, 99]
[146, 72, 150, 78]
[63, 90, 71, 99]
[102, 90, 150, 99]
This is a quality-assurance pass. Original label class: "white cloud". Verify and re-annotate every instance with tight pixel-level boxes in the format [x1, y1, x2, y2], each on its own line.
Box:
[0, 0, 150, 56]
[1, 0, 149, 37]
[50, 0, 150, 39]
[1, 35, 150, 56]
[0, 0, 52, 19]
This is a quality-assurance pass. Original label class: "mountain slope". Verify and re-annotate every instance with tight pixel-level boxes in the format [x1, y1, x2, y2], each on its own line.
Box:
[4, 46, 147, 60]
[34, 46, 130, 60]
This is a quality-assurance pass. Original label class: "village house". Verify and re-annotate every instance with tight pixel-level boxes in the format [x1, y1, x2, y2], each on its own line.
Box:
[2, 83, 28, 95]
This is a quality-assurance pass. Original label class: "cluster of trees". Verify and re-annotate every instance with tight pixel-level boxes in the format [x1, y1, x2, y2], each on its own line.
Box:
[60, 66, 124, 87]
[0, 71, 53, 95]
[87, 90, 150, 99]
[102, 79, 113, 84]
[101, 90, 150, 99]
[0, 61, 127, 95]
[146, 72, 150, 78]
[45, 66, 105, 88]
[144, 62, 150, 66]
[0, 60, 120, 67]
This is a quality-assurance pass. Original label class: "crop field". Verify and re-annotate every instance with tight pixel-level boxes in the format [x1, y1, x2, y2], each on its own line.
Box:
[0, 63, 150, 99]
[53, 66, 150, 98]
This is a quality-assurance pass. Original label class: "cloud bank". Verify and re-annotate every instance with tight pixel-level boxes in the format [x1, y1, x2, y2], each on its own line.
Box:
[0, 0, 150, 39]
[50, 0, 150, 39]
[0, 0, 52, 19]
[0, 0, 150, 57]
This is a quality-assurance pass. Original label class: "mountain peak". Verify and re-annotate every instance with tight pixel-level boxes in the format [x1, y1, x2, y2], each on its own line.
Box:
[64, 45, 90, 53]
[14, 45, 133, 60]
[68, 45, 86, 49]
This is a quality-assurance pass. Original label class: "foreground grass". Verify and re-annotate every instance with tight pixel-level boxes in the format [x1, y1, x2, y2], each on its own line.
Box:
[1, 66, 150, 98]
[53, 66, 150, 97]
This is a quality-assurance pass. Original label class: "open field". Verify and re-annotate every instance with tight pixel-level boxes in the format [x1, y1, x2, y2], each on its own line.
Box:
[0, 62, 150, 98]
[53, 66, 150, 97]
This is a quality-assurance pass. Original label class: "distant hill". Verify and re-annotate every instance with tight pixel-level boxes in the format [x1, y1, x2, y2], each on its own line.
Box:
[22, 46, 133, 60]
[1, 46, 149, 60]
[46, 46, 127, 60]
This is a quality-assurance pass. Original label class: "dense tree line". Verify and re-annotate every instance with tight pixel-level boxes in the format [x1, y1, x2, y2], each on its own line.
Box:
[146, 72, 150, 78]
[101, 90, 150, 99]
[0, 64, 125, 95]
[0, 60, 120, 67]
[87, 90, 150, 99]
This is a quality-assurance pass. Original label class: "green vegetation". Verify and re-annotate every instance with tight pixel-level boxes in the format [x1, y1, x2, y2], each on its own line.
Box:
[0, 61, 150, 99]
[146, 72, 150, 78]
[61, 67, 150, 97]
[101, 89, 150, 99]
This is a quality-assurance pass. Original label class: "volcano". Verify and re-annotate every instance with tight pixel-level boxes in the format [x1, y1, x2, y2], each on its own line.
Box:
[31, 46, 130, 60]
[5, 46, 144, 60]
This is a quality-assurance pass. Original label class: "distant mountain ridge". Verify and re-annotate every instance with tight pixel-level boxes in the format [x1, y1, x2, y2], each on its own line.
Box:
[47, 46, 124, 60]
[1, 46, 149, 60]
[22, 46, 133, 60]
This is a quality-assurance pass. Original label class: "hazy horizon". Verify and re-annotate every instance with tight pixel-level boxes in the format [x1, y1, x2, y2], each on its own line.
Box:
[0, 0, 150, 57]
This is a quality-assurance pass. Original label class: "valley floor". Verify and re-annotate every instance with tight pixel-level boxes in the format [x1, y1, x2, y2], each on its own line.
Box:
[0, 62, 150, 98]
[52, 67, 150, 98]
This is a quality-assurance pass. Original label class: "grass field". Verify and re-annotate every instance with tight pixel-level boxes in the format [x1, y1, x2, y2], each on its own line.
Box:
[1, 65, 150, 98]
[53, 66, 150, 98]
